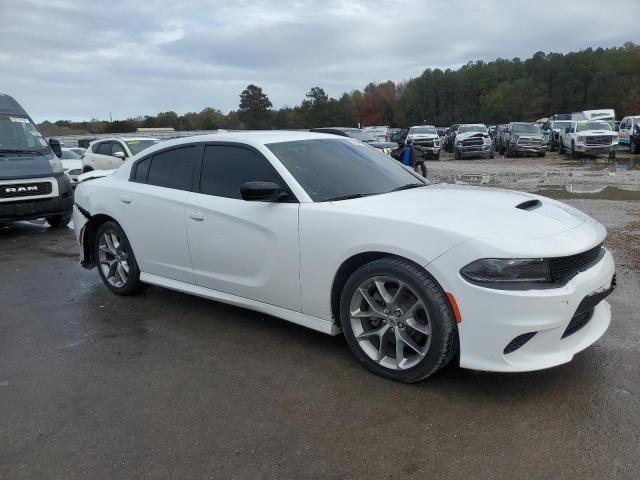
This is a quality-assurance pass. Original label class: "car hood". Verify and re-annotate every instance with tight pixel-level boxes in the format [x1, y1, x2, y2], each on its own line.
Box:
[367, 141, 398, 149]
[335, 184, 588, 241]
[576, 130, 616, 136]
[407, 134, 439, 140]
[456, 131, 489, 141]
[78, 169, 115, 183]
[0, 151, 54, 180]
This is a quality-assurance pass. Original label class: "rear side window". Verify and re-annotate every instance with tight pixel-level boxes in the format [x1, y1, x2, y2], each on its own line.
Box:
[97, 142, 112, 155]
[133, 157, 151, 183]
[91, 143, 100, 153]
[199, 145, 282, 199]
[146, 146, 196, 190]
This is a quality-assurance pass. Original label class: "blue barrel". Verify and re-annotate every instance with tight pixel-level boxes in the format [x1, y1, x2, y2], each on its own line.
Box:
[401, 147, 412, 166]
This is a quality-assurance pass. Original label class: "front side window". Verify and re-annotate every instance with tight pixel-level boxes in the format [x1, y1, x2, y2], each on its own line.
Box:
[97, 142, 112, 155]
[126, 139, 159, 155]
[199, 145, 282, 199]
[146, 146, 196, 190]
[112, 142, 126, 156]
[267, 138, 426, 202]
[0, 115, 49, 152]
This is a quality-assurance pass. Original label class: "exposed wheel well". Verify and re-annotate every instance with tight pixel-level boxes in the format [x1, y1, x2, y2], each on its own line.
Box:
[81, 213, 117, 268]
[83, 166, 93, 173]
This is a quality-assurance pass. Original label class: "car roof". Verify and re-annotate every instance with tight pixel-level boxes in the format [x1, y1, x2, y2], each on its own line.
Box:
[0, 93, 28, 116]
[89, 137, 160, 144]
[409, 125, 436, 128]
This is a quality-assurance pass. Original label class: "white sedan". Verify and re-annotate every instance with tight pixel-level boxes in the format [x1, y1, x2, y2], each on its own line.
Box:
[72, 131, 615, 382]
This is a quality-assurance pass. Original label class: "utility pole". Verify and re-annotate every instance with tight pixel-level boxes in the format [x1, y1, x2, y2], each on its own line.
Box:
[109, 112, 112, 122]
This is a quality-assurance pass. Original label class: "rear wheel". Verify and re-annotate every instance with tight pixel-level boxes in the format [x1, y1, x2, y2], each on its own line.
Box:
[339, 257, 457, 383]
[94, 221, 144, 296]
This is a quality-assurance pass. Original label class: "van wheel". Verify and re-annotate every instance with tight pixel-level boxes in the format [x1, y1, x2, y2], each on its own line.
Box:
[94, 221, 144, 296]
[46, 213, 72, 229]
[339, 257, 458, 383]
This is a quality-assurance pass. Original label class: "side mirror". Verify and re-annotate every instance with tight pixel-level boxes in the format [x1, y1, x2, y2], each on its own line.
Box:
[240, 181, 286, 202]
[48, 138, 62, 157]
[113, 151, 126, 160]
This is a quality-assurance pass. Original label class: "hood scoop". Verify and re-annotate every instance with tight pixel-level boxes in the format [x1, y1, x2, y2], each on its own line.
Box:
[516, 199, 542, 211]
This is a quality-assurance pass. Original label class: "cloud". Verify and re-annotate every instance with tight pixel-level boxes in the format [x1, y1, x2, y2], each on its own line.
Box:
[1, 0, 638, 122]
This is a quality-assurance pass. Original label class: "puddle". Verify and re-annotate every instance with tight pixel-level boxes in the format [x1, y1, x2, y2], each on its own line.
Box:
[536, 185, 640, 201]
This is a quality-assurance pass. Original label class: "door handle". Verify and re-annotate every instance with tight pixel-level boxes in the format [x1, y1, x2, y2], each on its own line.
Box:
[188, 211, 205, 221]
[120, 195, 132, 204]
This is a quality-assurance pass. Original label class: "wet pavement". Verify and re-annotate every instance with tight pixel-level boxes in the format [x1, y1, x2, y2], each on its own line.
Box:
[1, 159, 640, 478]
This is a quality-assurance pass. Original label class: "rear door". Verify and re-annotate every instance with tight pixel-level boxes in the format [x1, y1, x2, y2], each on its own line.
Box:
[183, 143, 301, 311]
[95, 141, 115, 170]
[118, 145, 199, 283]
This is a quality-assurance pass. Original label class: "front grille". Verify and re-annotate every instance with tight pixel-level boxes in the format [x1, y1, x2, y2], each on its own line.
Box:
[414, 140, 434, 147]
[562, 308, 594, 338]
[504, 332, 536, 354]
[549, 244, 604, 283]
[462, 138, 483, 147]
[586, 135, 613, 146]
[517, 138, 541, 146]
[0, 181, 52, 200]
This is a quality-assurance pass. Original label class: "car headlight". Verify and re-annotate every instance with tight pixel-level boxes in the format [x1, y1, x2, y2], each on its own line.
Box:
[49, 156, 64, 173]
[576, 135, 585, 142]
[510, 136, 517, 143]
[461, 258, 551, 284]
[484, 137, 492, 144]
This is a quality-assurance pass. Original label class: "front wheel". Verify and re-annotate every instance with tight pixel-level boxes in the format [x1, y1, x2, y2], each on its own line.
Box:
[46, 213, 72, 229]
[94, 221, 144, 295]
[537, 151, 546, 157]
[340, 258, 458, 382]
[571, 142, 579, 159]
[413, 161, 427, 177]
[609, 150, 616, 159]
[632, 139, 640, 154]
[559, 139, 565, 154]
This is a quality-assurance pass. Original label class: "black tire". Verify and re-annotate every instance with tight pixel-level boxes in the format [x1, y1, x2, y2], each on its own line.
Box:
[506, 146, 514, 158]
[339, 257, 458, 383]
[631, 138, 640, 154]
[94, 221, 144, 296]
[571, 142, 579, 159]
[46, 213, 72, 229]
[609, 150, 616, 160]
[413, 161, 427, 177]
[498, 145, 505, 155]
[83, 166, 93, 173]
[537, 151, 546, 157]
[435, 152, 441, 161]
[558, 139, 565, 154]
[454, 149, 461, 160]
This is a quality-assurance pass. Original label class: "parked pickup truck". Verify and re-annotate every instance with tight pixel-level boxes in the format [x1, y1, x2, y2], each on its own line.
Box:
[405, 125, 441, 159]
[498, 122, 547, 157]
[0, 93, 73, 227]
[453, 124, 494, 159]
[618, 115, 640, 154]
[559, 120, 619, 159]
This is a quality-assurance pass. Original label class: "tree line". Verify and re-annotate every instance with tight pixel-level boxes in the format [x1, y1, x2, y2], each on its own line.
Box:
[40, 42, 640, 136]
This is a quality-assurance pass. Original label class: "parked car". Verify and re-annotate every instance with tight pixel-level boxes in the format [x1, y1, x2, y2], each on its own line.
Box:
[82, 137, 160, 172]
[309, 127, 397, 154]
[390, 128, 407, 144]
[405, 125, 441, 159]
[542, 120, 573, 151]
[493, 124, 508, 147]
[443, 124, 460, 153]
[453, 124, 494, 159]
[68, 147, 86, 157]
[59, 147, 83, 186]
[618, 115, 640, 154]
[559, 120, 619, 159]
[363, 126, 390, 142]
[499, 123, 547, 157]
[0, 93, 73, 227]
[73, 131, 615, 383]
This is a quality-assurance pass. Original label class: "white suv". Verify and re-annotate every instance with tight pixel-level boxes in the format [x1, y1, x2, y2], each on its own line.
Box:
[82, 137, 160, 172]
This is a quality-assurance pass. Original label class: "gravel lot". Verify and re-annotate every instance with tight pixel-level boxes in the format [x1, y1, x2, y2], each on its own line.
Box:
[1, 151, 639, 479]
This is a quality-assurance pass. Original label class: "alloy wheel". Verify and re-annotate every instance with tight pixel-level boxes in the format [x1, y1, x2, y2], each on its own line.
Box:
[98, 230, 130, 288]
[349, 276, 432, 370]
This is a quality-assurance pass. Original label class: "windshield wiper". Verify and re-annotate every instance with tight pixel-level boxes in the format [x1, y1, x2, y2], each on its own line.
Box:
[323, 192, 377, 202]
[390, 183, 427, 192]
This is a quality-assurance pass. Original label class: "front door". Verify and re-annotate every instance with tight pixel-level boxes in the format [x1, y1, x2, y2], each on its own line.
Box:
[184, 144, 301, 312]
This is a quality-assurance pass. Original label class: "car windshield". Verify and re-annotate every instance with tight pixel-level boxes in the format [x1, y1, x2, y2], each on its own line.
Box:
[60, 149, 80, 159]
[267, 138, 427, 202]
[409, 126, 437, 135]
[0, 114, 49, 152]
[512, 124, 541, 134]
[344, 130, 378, 143]
[458, 125, 486, 134]
[577, 122, 611, 132]
[552, 121, 572, 130]
[126, 139, 160, 155]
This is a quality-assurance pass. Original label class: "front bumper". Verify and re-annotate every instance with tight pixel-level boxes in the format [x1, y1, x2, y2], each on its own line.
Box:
[0, 175, 73, 223]
[413, 144, 441, 156]
[430, 246, 615, 372]
[574, 143, 616, 154]
[456, 144, 494, 157]
[511, 143, 546, 154]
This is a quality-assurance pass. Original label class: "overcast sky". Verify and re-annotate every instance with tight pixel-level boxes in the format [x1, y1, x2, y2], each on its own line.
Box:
[1, 0, 639, 122]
